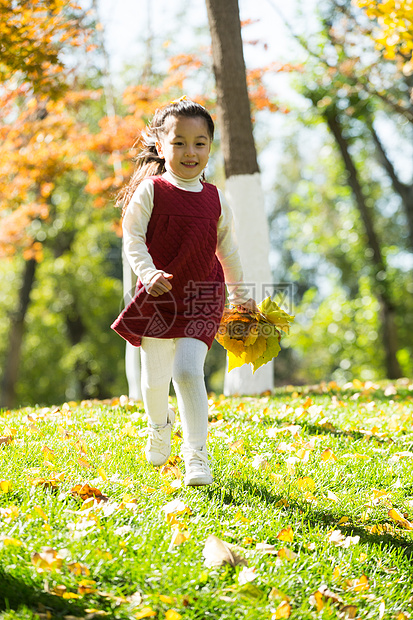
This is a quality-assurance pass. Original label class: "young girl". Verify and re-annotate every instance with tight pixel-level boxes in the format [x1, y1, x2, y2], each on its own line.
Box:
[111, 97, 257, 486]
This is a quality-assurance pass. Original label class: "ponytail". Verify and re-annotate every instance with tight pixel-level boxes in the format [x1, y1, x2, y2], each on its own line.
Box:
[116, 98, 214, 217]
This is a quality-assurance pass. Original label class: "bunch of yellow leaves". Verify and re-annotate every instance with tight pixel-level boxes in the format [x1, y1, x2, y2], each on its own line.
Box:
[215, 297, 294, 372]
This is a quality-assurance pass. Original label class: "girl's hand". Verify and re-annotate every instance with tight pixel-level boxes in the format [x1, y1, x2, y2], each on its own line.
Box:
[147, 272, 173, 297]
[235, 298, 259, 313]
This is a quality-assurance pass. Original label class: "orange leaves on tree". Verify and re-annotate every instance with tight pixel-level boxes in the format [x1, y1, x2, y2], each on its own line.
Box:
[0, 92, 95, 258]
[0, 0, 92, 97]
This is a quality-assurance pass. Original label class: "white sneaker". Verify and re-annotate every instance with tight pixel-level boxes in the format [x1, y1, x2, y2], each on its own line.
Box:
[145, 408, 176, 467]
[183, 446, 213, 486]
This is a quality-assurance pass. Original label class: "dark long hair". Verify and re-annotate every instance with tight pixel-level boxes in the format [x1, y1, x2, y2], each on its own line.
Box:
[116, 99, 214, 216]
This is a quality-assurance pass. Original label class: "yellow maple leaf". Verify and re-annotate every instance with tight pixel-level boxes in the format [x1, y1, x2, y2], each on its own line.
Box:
[320, 448, 337, 462]
[0, 480, 12, 493]
[388, 508, 413, 530]
[277, 526, 294, 542]
[31, 547, 64, 572]
[277, 547, 297, 561]
[272, 600, 292, 619]
[135, 609, 156, 620]
[171, 524, 191, 546]
[216, 299, 293, 373]
[165, 610, 182, 620]
[295, 477, 315, 491]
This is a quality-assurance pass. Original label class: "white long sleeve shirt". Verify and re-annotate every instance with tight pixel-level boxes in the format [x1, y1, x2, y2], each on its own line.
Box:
[122, 169, 249, 305]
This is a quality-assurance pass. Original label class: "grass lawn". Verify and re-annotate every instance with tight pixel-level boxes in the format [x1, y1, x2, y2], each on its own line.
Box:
[1, 379, 413, 619]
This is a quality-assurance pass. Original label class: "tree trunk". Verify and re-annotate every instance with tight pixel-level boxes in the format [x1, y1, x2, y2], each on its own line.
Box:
[206, 0, 274, 395]
[122, 244, 142, 400]
[326, 111, 402, 379]
[369, 122, 413, 253]
[0, 258, 37, 408]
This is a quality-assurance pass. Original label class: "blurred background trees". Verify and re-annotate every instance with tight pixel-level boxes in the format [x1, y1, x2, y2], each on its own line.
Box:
[0, 0, 412, 407]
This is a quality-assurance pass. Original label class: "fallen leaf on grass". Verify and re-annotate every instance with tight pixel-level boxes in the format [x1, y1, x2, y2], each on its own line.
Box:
[327, 530, 360, 548]
[256, 542, 277, 554]
[165, 611, 182, 620]
[202, 534, 247, 568]
[134, 609, 156, 619]
[0, 434, 13, 445]
[161, 499, 191, 518]
[309, 585, 343, 611]
[0, 480, 12, 493]
[320, 448, 337, 462]
[228, 439, 244, 454]
[0, 537, 23, 546]
[267, 425, 301, 438]
[29, 475, 62, 490]
[97, 467, 107, 481]
[68, 562, 90, 576]
[339, 604, 358, 619]
[31, 547, 64, 572]
[77, 579, 97, 594]
[278, 547, 298, 561]
[251, 454, 270, 470]
[295, 477, 315, 491]
[170, 526, 191, 546]
[234, 510, 252, 524]
[160, 464, 182, 479]
[78, 457, 92, 469]
[346, 574, 369, 592]
[0, 505, 19, 520]
[326, 490, 339, 502]
[70, 484, 108, 503]
[238, 566, 257, 584]
[388, 508, 413, 530]
[272, 600, 292, 618]
[33, 505, 48, 521]
[42, 446, 55, 462]
[368, 523, 394, 534]
[277, 526, 294, 542]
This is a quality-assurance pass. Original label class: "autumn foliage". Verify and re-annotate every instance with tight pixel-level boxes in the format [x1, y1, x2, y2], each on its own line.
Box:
[0, 0, 93, 97]
[355, 0, 413, 74]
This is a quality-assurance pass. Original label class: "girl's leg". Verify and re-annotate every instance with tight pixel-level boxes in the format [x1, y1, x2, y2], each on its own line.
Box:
[172, 337, 209, 450]
[172, 337, 212, 486]
[141, 337, 174, 426]
[141, 337, 175, 466]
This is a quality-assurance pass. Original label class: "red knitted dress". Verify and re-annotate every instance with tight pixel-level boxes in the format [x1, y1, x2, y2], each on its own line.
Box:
[111, 176, 226, 349]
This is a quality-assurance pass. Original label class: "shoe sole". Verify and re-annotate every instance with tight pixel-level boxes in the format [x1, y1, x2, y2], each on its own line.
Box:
[184, 476, 213, 487]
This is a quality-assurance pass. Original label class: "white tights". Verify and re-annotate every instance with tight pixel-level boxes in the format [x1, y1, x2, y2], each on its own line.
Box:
[140, 337, 209, 451]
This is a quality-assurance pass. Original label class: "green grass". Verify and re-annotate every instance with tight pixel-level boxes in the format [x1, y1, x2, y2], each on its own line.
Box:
[1, 379, 413, 619]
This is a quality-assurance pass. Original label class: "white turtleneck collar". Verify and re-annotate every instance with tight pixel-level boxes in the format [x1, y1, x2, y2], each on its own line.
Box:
[162, 167, 204, 192]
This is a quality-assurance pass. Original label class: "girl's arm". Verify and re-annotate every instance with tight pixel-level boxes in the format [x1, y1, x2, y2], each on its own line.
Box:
[122, 180, 171, 293]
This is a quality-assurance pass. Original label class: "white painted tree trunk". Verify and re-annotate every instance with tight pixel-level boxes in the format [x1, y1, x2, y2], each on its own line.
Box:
[122, 245, 142, 400]
[224, 172, 274, 395]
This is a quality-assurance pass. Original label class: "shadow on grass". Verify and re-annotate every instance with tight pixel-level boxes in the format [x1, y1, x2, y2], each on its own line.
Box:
[0, 568, 87, 618]
[205, 478, 413, 558]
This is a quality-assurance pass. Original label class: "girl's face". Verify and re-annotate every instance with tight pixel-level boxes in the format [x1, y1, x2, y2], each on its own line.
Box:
[156, 115, 212, 179]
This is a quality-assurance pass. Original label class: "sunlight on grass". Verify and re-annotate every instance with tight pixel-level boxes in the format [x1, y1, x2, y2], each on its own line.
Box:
[1, 379, 413, 619]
